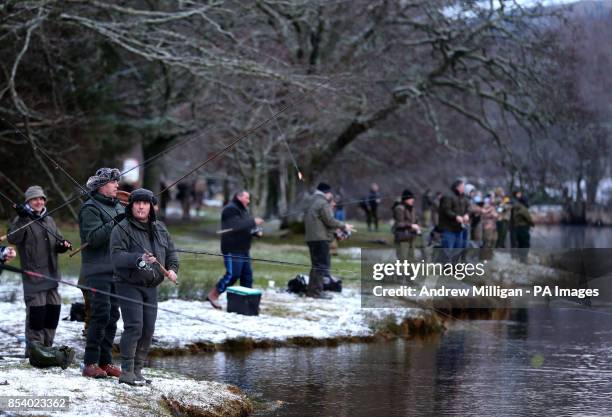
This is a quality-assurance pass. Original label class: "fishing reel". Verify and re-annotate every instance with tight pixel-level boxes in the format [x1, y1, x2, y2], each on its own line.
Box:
[251, 226, 263, 237]
[335, 228, 352, 241]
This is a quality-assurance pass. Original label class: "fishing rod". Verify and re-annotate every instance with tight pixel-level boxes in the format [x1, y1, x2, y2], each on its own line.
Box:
[158, 83, 326, 196]
[175, 248, 358, 278]
[267, 103, 304, 182]
[7, 121, 176, 284]
[0, 263, 261, 337]
[215, 193, 398, 234]
[0, 190, 71, 248]
[68, 85, 327, 255]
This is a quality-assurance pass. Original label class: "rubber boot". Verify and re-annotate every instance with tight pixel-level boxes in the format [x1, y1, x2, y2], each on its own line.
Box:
[119, 359, 144, 386]
[134, 360, 152, 384]
[206, 287, 222, 310]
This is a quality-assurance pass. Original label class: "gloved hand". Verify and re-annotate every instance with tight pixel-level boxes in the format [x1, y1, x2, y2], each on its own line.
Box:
[14, 204, 31, 218]
[113, 213, 126, 224]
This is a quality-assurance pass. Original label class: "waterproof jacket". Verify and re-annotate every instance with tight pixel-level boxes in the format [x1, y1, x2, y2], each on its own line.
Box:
[438, 190, 469, 233]
[79, 192, 124, 278]
[220, 198, 256, 253]
[304, 192, 345, 242]
[511, 202, 534, 228]
[7, 210, 68, 295]
[110, 213, 179, 287]
[392, 201, 419, 242]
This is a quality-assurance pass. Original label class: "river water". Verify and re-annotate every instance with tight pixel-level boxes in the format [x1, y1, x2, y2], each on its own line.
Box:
[152, 226, 612, 416]
[152, 308, 612, 416]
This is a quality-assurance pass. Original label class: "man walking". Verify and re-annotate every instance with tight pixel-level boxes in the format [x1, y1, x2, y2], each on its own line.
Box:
[304, 183, 354, 299]
[80, 168, 124, 378]
[110, 188, 178, 385]
[206, 190, 263, 309]
[7, 186, 72, 355]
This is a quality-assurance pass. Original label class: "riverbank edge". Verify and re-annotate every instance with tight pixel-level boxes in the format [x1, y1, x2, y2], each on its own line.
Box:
[0, 361, 253, 417]
[145, 313, 446, 357]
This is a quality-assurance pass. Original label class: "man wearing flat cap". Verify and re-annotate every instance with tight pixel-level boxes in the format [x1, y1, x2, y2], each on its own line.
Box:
[304, 182, 354, 299]
[110, 188, 178, 385]
[79, 167, 125, 379]
[7, 185, 72, 355]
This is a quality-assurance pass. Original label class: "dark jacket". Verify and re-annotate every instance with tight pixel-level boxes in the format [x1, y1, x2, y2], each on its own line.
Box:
[7, 209, 68, 295]
[304, 192, 345, 242]
[110, 209, 178, 287]
[79, 192, 125, 278]
[220, 198, 256, 253]
[438, 190, 469, 233]
[392, 201, 418, 241]
[511, 202, 534, 228]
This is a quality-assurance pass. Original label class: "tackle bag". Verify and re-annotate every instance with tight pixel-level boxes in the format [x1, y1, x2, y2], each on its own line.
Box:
[28, 342, 75, 370]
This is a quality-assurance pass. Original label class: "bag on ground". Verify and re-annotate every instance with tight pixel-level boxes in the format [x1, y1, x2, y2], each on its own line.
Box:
[28, 342, 75, 370]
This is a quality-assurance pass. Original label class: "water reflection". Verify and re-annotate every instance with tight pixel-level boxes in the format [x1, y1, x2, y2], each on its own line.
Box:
[151, 308, 612, 416]
[531, 225, 612, 248]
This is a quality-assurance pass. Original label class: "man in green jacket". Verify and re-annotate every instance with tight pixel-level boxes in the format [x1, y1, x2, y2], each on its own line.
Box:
[79, 168, 125, 379]
[304, 183, 354, 299]
[110, 188, 178, 385]
[7, 186, 72, 355]
[511, 191, 534, 263]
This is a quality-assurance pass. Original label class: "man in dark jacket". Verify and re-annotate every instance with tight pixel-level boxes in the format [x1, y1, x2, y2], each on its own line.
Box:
[438, 180, 470, 251]
[360, 183, 381, 232]
[79, 168, 125, 379]
[206, 190, 263, 309]
[7, 186, 72, 354]
[392, 189, 421, 261]
[110, 188, 178, 385]
[304, 183, 354, 299]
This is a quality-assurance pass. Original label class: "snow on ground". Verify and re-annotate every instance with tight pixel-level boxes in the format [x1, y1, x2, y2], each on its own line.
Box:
[0, 357, 251, 417]
[0, 271, 426, 358]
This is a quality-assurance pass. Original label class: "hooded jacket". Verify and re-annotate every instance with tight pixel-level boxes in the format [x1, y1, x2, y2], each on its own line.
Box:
[110, 202, 178, 287]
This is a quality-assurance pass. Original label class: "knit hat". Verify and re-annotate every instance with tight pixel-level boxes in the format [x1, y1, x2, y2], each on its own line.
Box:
[86, 168, 121, 191]
[128, 188, 158, 206]
[401, 189, 414, 201]
[24, 185, 46, 203]
[316, 182, 332, 193]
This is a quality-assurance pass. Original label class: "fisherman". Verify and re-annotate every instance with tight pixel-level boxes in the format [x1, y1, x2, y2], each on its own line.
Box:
[438, 180, 470, 261]
[80, 168, 125, 379]
[392, 189, 421, 261]
[7, 185, 72, 355]
[206, 190, 264, 309]
[110, 188, 178, 385]
[304, 183, 354, 299]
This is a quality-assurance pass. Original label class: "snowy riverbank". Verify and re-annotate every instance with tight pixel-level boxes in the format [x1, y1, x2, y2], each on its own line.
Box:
[0, 275, 438, 358]
[0, 357, 252, 417]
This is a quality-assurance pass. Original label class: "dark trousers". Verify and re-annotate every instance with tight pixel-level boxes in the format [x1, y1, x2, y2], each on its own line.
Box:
[24, 288, 61, 350]
[496, 220, 509, 248]
[84, 276, 120, 366]
[116, 283, 157, 363]
[365, 207, 379, 231]
[216, 252, 253, 294]
[307, 241, 331, 297]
